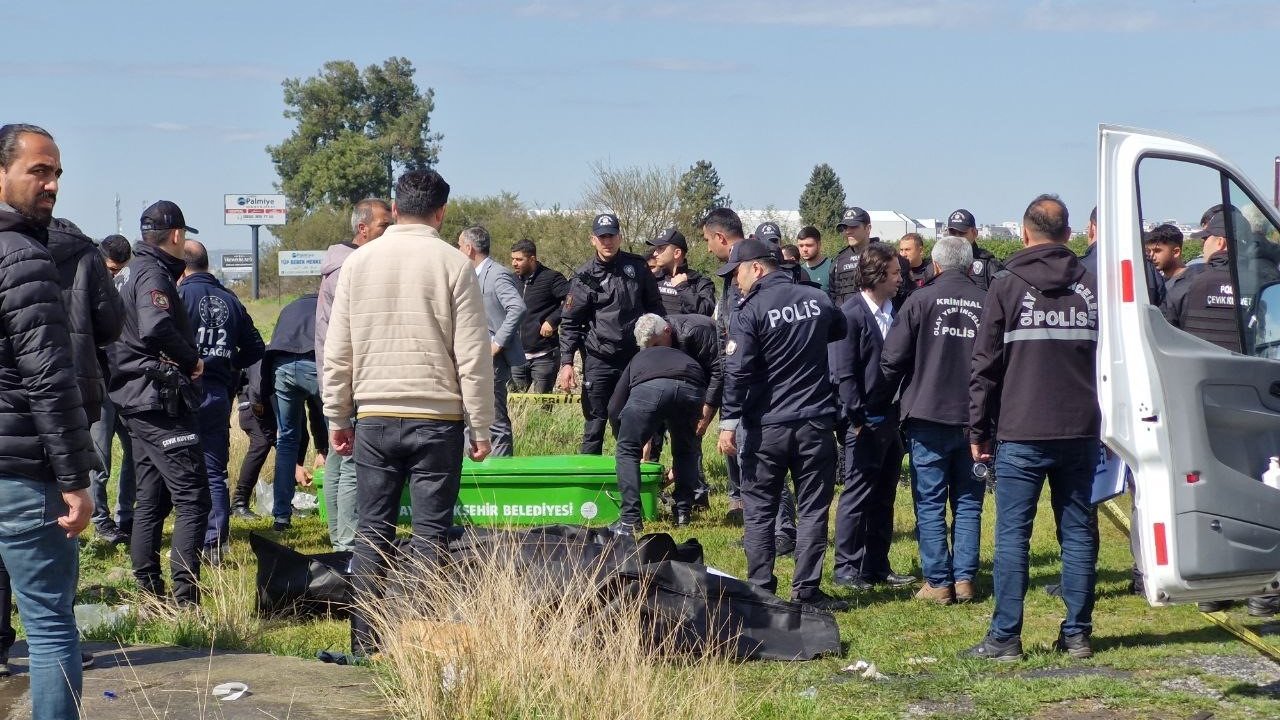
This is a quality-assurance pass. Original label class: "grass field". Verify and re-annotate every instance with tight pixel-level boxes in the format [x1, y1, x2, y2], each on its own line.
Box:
[56, 295, 1280, 718]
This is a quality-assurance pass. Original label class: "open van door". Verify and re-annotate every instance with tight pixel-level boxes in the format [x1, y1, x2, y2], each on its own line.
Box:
[1098, 124, 1280, 606]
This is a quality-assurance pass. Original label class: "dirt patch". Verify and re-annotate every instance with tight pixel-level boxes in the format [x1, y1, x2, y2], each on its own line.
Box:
[1032, 698, 1141, 719]
[1, 641, 384, 720]
[1181, 654, 1280, 685]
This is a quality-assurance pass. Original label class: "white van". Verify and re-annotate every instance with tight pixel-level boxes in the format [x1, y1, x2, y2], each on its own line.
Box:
[1097, 125, 1280, 606]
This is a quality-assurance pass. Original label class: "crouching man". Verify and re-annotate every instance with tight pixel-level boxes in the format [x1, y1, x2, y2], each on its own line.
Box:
[608, 314, 706, 535]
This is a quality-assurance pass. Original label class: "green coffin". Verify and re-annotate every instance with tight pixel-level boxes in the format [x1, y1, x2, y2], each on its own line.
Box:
[313, 454, 662, 526]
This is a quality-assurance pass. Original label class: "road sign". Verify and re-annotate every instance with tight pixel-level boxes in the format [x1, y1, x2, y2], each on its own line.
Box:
[224, 194, 287, 226]
[278, 250, 325, 277]
[222, 253, 253, 269]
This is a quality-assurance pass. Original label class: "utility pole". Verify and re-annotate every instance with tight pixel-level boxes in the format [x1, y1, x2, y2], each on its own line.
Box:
[115, 194, 122, 234]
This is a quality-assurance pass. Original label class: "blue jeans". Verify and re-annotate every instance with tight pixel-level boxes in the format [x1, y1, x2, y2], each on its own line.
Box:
[990, 438, 1100, 640]
[905, 420, 985, 587]
[90, 394, 136, 528]
[324, 447, 358, 552]
[0, 476, 82, 719]
[273, 356, 320, 523]
[197, 385, 232, 548]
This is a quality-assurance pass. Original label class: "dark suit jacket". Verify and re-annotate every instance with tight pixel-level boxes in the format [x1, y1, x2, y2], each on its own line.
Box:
[835, 294, 896, 427]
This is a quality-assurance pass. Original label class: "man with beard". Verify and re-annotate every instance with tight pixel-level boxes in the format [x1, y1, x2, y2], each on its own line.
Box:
[0, 123, 98, 717]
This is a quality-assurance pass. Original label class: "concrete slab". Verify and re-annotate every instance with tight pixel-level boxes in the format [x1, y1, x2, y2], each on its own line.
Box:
[0, 642, 385, 719]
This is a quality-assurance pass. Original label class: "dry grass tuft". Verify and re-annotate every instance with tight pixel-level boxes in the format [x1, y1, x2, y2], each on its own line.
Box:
[359, 532, 747, 720]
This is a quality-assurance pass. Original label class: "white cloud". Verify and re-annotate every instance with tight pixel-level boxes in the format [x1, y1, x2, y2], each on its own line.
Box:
[150, 122, 190, 132]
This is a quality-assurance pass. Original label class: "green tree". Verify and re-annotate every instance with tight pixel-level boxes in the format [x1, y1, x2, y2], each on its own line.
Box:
[674, 160, 730, 238]
[798, 163, 846, 240]
[268, 57, 441, 214]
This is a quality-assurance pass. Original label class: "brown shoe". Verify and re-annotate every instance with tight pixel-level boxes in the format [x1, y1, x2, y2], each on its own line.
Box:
[915, 582, 954, 605]
[955, 580, 975, 603]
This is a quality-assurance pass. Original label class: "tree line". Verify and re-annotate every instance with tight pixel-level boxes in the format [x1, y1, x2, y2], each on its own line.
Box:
[252, 57, 1177, 296]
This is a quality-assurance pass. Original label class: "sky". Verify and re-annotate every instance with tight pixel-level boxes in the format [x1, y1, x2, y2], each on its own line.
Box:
[10, 0, 1280, 251]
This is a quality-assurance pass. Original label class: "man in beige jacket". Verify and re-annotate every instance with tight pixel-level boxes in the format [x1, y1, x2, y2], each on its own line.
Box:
[322, 169, 494, 656]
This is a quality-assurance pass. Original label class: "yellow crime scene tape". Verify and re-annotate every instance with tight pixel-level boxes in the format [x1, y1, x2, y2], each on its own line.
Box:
[1101, 498, 1280, 663]
[508, 392, 579, 404]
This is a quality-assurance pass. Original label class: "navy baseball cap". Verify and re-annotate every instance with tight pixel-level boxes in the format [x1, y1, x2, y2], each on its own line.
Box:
[592, 213, 620, 237]
[141, 200, 199, 235]
[647, 227, 687, 251]
[715, 238, 774, 277]
[836, 207, 870, 230]
[947, 208, 976, 232]
[754, 222, 782, 245]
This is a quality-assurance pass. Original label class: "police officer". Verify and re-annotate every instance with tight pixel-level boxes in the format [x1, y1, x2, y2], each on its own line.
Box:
[178, 240, 264, 560]
[108, 201, 211, 607]
[967, 194, 1100, 661]
[829, 207, 912, 309]
[754, 222, 813, 286]
[647, 227, 715, 316]
[878, 236, 986, 604]
[702, 207, 748, 521]
[558, 213, 666, 454]
[717, 237, 848, 611]
[944, 209, 1005, 292]
[1168, 207, 1251, 351]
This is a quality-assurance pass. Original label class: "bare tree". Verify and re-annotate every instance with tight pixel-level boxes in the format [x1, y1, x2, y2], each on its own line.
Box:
[581, 161, 680, 252]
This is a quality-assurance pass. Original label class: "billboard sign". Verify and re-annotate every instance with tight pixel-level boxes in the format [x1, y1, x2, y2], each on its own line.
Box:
[278, 250, 325, 277]
[224, 194, 287, 226]
[222, 253, 253, 269]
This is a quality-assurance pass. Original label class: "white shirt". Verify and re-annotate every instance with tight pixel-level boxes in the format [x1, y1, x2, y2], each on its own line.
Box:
[474, 256, 492, 277]
[861, 290, 893, 339]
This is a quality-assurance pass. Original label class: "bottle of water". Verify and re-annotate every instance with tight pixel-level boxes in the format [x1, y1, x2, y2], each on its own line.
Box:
[1263, 457, 1280, 490]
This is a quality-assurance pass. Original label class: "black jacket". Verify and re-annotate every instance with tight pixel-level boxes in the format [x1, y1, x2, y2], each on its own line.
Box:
[517, 263, 569, 356]
[179, 272, 265, 394]
[107, 242, 200, 414]
[607, 346, 707, 420]
[969, 244, 1006, 293]
[656, 266, 716, 317]
[721, 272, 846, 429]
[1169, 253, 1240, 352]
[879, 271, 985, 426]
[668, 313, 722, 408]
[835, 293, 896, 428]
[559, 251, 665, 363]
[907, 259, 936, 290]
[969, 243, 1099, 444]
[1160, 264, 1205, 326]
[45, 218, 124, 424]
[0, 207, 96, 491]
[267, 294, 318, 357]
